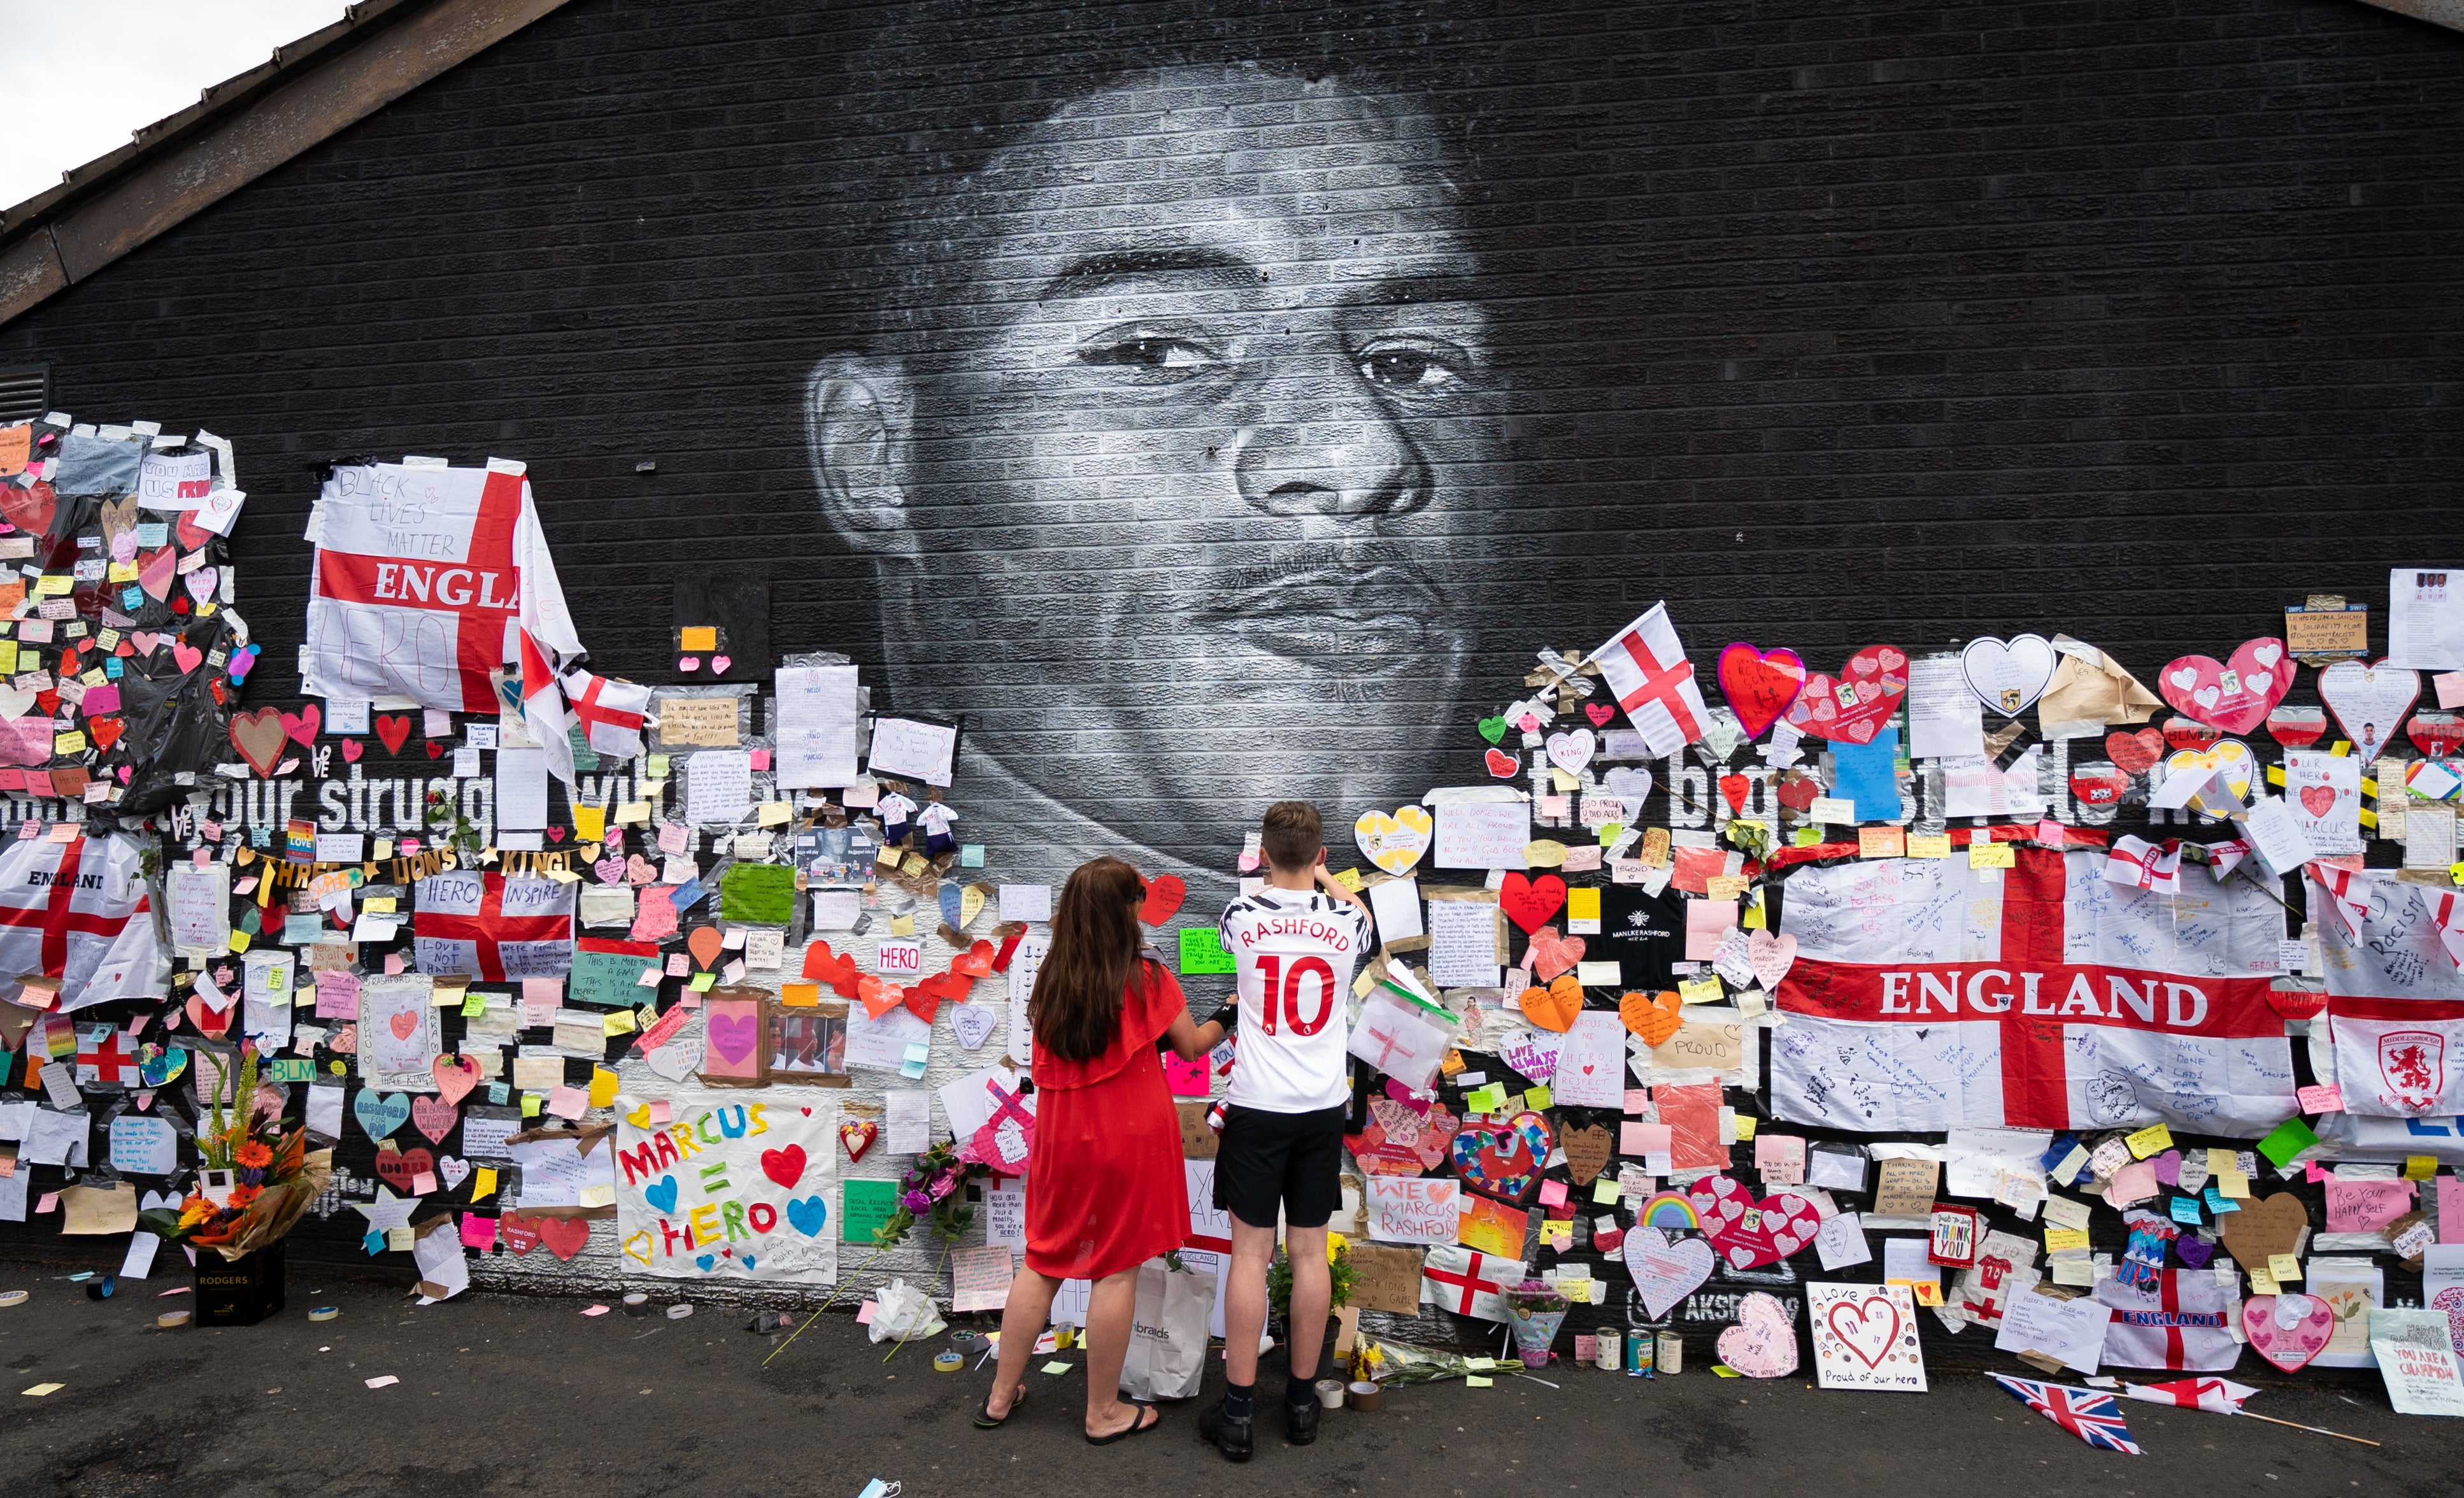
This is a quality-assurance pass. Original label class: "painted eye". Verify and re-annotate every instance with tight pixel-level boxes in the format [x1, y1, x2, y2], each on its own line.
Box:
[1077, 336, 1218, 375]
[1357, 340, 1468, 392]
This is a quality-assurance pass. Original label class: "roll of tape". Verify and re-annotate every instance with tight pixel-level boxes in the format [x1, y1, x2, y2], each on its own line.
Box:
[157, 1311, 192, 1330]
[308, 1306, 340, 1322]
[1314, 1378, 1346, 1409]
[665, 1303, 694, 1320]
[622, 1293, 653, 1316]
[0, 1290, 27, 1308]
[933, 1352, 964, 1373]
[1346, 1381, 1382, 1412]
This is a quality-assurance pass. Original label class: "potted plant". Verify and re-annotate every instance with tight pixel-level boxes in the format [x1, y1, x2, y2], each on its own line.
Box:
[1504, 1280, 1571, 1367]
[1265, 1230, 1357, 1344]
[138, 1042, 332, 1326]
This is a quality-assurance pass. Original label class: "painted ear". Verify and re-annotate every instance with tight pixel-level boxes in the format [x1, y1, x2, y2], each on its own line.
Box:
[804, 355, 919, 561]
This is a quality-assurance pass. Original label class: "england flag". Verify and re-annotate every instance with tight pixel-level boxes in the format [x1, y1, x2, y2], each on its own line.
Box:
[1771, 846, 2291, 1134]
[1590, 604, 1709, 759]
[2314, 866, 2464, 1117]
[0, 833, 166, 1013]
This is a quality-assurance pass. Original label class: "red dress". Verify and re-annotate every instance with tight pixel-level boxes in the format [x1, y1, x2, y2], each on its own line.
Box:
[1024, 962, 1192, 1281]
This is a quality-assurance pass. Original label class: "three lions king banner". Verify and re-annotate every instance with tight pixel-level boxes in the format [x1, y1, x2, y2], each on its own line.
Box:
[1771, 847, 2291, 1134]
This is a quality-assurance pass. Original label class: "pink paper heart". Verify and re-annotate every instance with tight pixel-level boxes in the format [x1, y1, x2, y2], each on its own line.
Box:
[711, 655, 731, 674]
[341, 739, 363, 762]
[171, 641, 203, 674]
[678, 657, 701, 673]
[2244, 1293, 2335, 1372]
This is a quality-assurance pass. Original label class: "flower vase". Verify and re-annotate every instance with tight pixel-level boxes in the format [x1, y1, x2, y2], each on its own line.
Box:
[1507, 1306, 1567, 1368]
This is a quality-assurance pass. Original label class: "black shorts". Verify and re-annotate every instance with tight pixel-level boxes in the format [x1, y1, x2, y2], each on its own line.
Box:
[1213, 1104, 1346, 1230]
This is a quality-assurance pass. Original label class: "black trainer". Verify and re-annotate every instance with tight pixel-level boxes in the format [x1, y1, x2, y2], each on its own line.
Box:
[1283, 1394, 1321, 1446]
[1199, 1401, 1254, 1462]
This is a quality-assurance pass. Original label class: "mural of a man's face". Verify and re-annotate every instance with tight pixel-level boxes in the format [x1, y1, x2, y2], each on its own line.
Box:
[810, 66, 1499, 863]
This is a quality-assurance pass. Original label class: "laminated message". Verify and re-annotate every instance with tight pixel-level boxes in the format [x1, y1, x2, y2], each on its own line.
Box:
[615, 1092, 837, 1283]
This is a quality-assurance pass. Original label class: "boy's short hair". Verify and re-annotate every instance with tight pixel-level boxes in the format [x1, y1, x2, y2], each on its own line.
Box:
[1260, 801, 1323, 872]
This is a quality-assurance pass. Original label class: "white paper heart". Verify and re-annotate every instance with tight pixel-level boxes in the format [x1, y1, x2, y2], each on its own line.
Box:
[951, 1003, 998, 1051]
[1624, 1227, 1716, 1320]
[1602, 766, 1653, 818]
[1711, 927, 1756, 989]
[439, 1156, 471, 1190]
[140, 1189, 179, 1213]
[1959, 634, 2057, 718]
[644, 1041, 697, 1083]
[1544, 728, 1596, 776]
[2316, 659, 2420, 764]
[0, 687, 32, 721]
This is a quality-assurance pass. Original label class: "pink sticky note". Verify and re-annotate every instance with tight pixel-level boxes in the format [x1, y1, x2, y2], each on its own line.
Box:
[2440, 1178, 2464, 1243]
[2035, 820, 2066, 845]
[2438, 672, 2464, 710]
[1623, 1088, 1649, 1115]
[856, 1300, 878, 1325]
[2306, 1161, 2334, 1183]
[665, 952, 690, 978]
[79, 683, 120, 715]
[460, 1214, 497, 1250]
[1164, 1053, 1208, 1097]
[35, 1192, 57, 1213]
[749, 749, 771, 771]
[2105, 1160, 2158, 1206]
[1539, 1180, 1569, 1208]
[545, 1086, 589, 1120]
[649, 1101, 671, 1125]
[385, 952, 406, 975]
[2297, 1083, 2344, 1113]
[411, 1171, 438, 1195]
[1684, 900, 1738, 960]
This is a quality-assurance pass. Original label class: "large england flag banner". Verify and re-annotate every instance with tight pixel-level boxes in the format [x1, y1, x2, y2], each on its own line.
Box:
[2314, 867, 2464, 1118]
[301, 459, 581, 713]
[0, 834, 166, 1013]
[1772, 847, 2290, 1134]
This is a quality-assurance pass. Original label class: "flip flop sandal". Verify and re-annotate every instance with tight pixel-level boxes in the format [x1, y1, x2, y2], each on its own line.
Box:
[975, 1384, 1027, 1429]
[1085, 1401, 1160, 1446]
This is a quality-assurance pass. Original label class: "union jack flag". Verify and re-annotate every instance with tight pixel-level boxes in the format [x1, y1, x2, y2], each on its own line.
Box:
[1991, 1374, 2144, 1455]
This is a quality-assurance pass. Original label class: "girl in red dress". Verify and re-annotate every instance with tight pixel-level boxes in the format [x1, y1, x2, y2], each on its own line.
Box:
[977, 857, 1227, 1443]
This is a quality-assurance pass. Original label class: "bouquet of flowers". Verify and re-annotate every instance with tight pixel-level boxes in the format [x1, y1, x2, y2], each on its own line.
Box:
[1503, 1279, 1572, 1367]
[871, 1139, 990, 1250]
[138, 1042, 332, 1260]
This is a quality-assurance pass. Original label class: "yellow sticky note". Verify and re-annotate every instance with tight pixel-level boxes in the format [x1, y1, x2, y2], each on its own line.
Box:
[50, 732, 84, 757]
[472, 1167, 497, 1202]
[227, 932, 250, 953]
[1705, 874, 1751, 901]
[1734, 1115, 1757, 1141]
[2248, 1268, 2278, 1296]
[616, 801, 652, 825]
[364, 896, 398, 914]
[781, 982, 820, 1008]
[1332, 866, 1365, 893]
[2268, 1253, 2302, 1282]
[2405, 1155, 2437, 1181]
[602, 1009, 637, 1037]
[1551, 767, 1578, 793]
[890, 914, 915, 937]
[1911, 1281, 1944, 1307]
[689, 972, 716, 992]
[1968, 842, 2016, 869]
[460, 994, 487, 1018]
[106, 561, 138, 583]
[1677, 976, 1723, 1005]
[1597, 822, 1625, 848]
[2125, 1122, 2174, 1159]
[521, 1093, 542, 1117]
[1906, 834, 1952, 859]
[1741, 900, 1765, 930]
[679, 627, 718, 652]
[2044, 1227, 2090, 1253]
[1465, 1357, 1497, 1371]
[1858, 827, 1905, 859]
[588, 1067, 620, 1106]
[1541, 1218, 1572, 1248]
[757, 801, 791, 828]
[32, 574, 70, 596]
[0, 644, 15, 674]
[1524, 1087, 1552, 1111]
[1594, 1178, 1622, 1204]
[574, 805, 606, 841]
[646, 755, 671, 779]
[1567, 888, 1601, 924]
[1465, 1376, 1493, 1388]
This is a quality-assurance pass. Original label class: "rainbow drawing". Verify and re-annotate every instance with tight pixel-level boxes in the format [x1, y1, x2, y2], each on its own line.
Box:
[1637, 1191, 1702, 1230]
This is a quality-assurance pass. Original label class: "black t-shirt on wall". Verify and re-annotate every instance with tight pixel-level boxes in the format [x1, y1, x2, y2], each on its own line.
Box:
[1596, 885, 1686, 992]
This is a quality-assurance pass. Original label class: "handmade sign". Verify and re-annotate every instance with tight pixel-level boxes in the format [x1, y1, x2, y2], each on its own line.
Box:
[2155, 638, 2291, 734]
[1716, 1291, 1800, 1378]
[1962, 634, 2058, 717]
[0, 834, 164, 1014]
[1783, 645, 1909, 745]
[412, 870, 573, 981]
[1451, 1112, 1553, 1205]
[1625, 1227, 1714, 1319]
[1688, 1174, 1820, 1270]
[1810, 1283, 1927, 1391]
[1772, 848, 2291, 1132]
[2243, 1292, 2336, 1373]
[1715, 642, 1807, 738]
[1365, 1176, 1462, 1245]
[615, 1093, 837, 1283]
[2316, 659, 2418, 764]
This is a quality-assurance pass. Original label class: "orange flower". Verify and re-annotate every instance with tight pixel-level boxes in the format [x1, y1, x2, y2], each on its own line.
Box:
[236, 1140, 273, 1169]
[226, 1183, 263, 1210]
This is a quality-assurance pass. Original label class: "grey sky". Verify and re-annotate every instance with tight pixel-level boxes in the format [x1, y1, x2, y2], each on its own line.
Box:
[1, 0, 352, 210]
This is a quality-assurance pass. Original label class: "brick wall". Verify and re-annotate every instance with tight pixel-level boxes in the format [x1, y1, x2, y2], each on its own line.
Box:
[3, 0, 2461, 1356]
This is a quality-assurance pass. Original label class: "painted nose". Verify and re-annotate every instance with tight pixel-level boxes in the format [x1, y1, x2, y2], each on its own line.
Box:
[1233, 357, 1429, 525]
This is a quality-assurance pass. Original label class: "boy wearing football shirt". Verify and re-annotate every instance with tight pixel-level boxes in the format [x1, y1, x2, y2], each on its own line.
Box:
[1200, 801, 1370, 1461]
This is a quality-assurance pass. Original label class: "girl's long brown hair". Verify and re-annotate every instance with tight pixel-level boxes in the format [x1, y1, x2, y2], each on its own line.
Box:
[1029, 857, 1151, 1064]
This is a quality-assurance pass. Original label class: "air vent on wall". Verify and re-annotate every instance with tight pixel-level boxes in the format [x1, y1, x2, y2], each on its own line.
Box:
[0, 366, 50, 426]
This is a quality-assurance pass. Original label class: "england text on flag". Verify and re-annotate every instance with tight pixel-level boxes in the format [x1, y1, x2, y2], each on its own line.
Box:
[1771, 847, 2290, 1134]
[0, 834, 166, 1013]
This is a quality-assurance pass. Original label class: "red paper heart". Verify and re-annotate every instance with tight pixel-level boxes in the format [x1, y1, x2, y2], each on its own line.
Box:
[427, 741, 446, 760]
[2156, 638, 2291, 736]
[2105, 728, 2166, 775]
[373, 1146, 435, 1193]
[2265, 708, 2329, 750]
[2300, 783, 2339, 818]
[1485, 747, 1520, 779]
[2069, 765, 2129, 806]
[282, 703, 322, 747]
[536, 1215, 590, 1261]
[1775, 775, 1819, 813]
[1139, 874, 1186, 925]
[88, 717, 123, 752]
[1784, 645, 1909, 745]
[2412, 715, 2464, 757]
[1688, 1174, 1821, 1270]
[339, 738, 362, 763]
[1718, 773, 1751, 815]
[174, 510, 213, 550]
[33, 689, 57, 718]
[432, 1053, 481, 1104]
[1500, 873, 1567, 934]
[948, 939, 997, 980]
[184, 992, 232, 1038]
[374, 714, 412, 755]
[905, 970, 971, 1025]
[1717, 642, 1810, 738]
[839, 1120, 878, 1163]
[760, 1144, 809, 1188]
[1585, 701, 1615, 727]
[500, 1213, 543, 1255]
[802, 939, 863, 999]
[0, 478, 55, 535]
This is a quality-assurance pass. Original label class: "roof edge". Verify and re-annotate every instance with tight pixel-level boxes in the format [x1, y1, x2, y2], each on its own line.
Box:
[0, 0, 578, 329]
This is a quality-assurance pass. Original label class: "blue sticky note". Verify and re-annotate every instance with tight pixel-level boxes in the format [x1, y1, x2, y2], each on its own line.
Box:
[960, 845, 985, 868]
[2168, 1195, 2204, 1225]
[364, 1230, 388, 1255]
[488, 1082, 510, 1105]
[669, 876, 708, 912]
[1830, 725, 1902, 823]
[2204, 1186, 2240, 1214]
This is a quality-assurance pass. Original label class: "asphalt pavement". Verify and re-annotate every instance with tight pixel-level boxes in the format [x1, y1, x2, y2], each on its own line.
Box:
[0, 1259, 2454, 1498]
